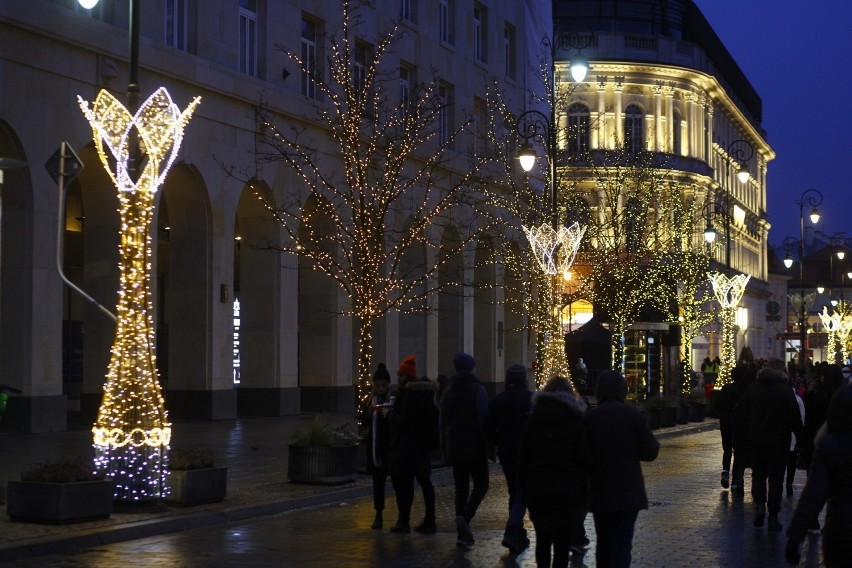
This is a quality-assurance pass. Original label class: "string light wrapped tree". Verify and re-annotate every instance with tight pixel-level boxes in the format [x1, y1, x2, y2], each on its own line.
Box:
[78, 88, 200, 502]
[569, 148, 687, 378]
[231, 1, 508, 416]
[708, 271, 750, 387]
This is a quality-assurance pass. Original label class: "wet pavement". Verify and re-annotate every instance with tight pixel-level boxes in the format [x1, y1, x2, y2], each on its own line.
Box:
[0, 416, 824, 567]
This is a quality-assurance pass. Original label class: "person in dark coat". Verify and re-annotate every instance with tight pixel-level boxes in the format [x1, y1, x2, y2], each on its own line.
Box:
[785, 383, 852, 567]
[484, 363, 533, 554]
[713, 363, 744, 489]
[384, 355, 438, 534]
[730, 362, 758, 495]
[736, 358, 803, 531]
[439, 352, 489, 547]
[363, 363, 393, 529]
[518, 376, 590, 568]
[800, 364, 844, 469]
[585, 370, 659, 568]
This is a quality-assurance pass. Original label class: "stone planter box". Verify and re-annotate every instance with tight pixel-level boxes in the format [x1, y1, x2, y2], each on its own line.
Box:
[677, 403, 690, 424]
[6, 479, 114, 524]
[288, 444, 358, 485]
[689, 402, 707, 422]
[661, 406, 678, 427]
[166, 467, 227, 505]
[646, 408, 662, 430]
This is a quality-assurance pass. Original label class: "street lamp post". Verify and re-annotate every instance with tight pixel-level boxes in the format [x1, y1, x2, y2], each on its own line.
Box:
[702, 139, 753, 387]
[794, 189, 823, 368]
[77, 0, 200, 503]
[514, 23, 590, 386]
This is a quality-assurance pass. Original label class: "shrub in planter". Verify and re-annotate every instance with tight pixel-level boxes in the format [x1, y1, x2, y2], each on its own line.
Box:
[288, 417, 359, 485]
[165, 448, 227, 505]
[7, 456, 114, 524]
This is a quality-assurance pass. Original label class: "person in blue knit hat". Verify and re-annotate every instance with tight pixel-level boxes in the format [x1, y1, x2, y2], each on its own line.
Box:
[439, 352, 489, 547]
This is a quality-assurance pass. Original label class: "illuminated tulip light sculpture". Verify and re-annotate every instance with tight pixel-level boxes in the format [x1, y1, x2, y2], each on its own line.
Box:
[78, 88, 200, 501]
[709, 271, 750, 387]
[523, 221, 585, 385]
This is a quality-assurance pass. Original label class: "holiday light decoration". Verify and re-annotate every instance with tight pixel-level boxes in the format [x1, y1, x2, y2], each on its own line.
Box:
[241, 0, 511, 420]
[709, 271, 750, 387]
[522, 222, 585, 276]
[819, 306, 842, 363]
[79, 87, 200, 501]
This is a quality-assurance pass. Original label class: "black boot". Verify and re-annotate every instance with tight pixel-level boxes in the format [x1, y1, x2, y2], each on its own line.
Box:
[414, 517, 437, 534]
[371, 510, 383, 530]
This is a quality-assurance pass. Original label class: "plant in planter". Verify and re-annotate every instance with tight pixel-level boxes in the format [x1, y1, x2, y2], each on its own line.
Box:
[642, 397, 664, 430]
[165, 448, 227, 506]
[288, 417, 359, 485]
[6, 456, 114, 524]
[687, 388, 707, 422]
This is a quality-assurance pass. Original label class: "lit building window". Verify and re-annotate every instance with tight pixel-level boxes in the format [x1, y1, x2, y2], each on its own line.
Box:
[567, 102, 590, 154]
[624, 104, 644, 153]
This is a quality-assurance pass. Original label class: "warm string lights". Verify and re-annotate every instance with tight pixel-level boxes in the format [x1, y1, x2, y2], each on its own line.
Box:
[79, 87, 200, 501]
[244, 0, 514, 421]
[709, 271, 750, 387]
[819, 306, 842, 363]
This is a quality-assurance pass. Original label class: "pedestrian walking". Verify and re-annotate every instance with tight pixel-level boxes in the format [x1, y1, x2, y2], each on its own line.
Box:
[801, 364, 844, 470]
[384, 355, 438, 534]
[518, 376, 590, 568]
[736, 358, 803, 531]
[439, 351, 490, 547]
[585, 370, 659, 567]
[363, 363, 393, 529]
[785, 383, 852, 567]
[713, 363, 743, 489]
[784, 380, 805, 497]
[484, 363, 533, 554]
[730, 362, 758, 495]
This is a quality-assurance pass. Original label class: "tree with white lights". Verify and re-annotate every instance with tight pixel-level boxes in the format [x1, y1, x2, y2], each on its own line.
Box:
[230, 1, 509, 414]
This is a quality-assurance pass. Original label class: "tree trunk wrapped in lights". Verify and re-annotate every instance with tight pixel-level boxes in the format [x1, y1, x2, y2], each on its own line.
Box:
[78, 88, 200, 502]
[709, 272, 750, 387]
[819, 306, 843, 364]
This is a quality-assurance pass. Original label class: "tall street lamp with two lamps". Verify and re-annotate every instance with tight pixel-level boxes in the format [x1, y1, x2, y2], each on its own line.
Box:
[514, 24, 591, 386]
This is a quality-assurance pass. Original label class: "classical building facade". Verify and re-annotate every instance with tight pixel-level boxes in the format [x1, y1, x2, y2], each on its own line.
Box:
[552, 0, 774, 389]
[0, 0, 541, 431]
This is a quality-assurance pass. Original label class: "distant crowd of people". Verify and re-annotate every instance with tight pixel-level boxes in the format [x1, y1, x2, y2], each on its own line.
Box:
[712, 357, 852, 567]
[363, 353, 659, 567]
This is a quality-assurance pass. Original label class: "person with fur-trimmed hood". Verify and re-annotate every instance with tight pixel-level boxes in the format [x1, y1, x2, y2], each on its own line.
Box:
[586, 370, 659, 568]
[518, 376, 590, 568]
[736, 358, 803, 532]
[383, 355, 438, 534]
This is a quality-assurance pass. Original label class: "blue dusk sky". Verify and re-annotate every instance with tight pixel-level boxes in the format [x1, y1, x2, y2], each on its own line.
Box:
[695, 0, 852, 247]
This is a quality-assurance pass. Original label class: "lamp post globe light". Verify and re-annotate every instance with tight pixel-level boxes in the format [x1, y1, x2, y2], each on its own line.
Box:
[76, 0, 200, 503]
[791, 189, 823, 369]
[514, 23, 590, 387]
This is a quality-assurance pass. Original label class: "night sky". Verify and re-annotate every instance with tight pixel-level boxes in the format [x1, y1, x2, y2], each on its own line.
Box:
[695, 0, 852, 247]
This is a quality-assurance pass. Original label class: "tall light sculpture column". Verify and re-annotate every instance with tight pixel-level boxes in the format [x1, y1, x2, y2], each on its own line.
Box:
[515, 25, 590, 387]
[794, 189, 823, 368]
[77, 0, 200, 502]
[702, 139, 753, 386]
